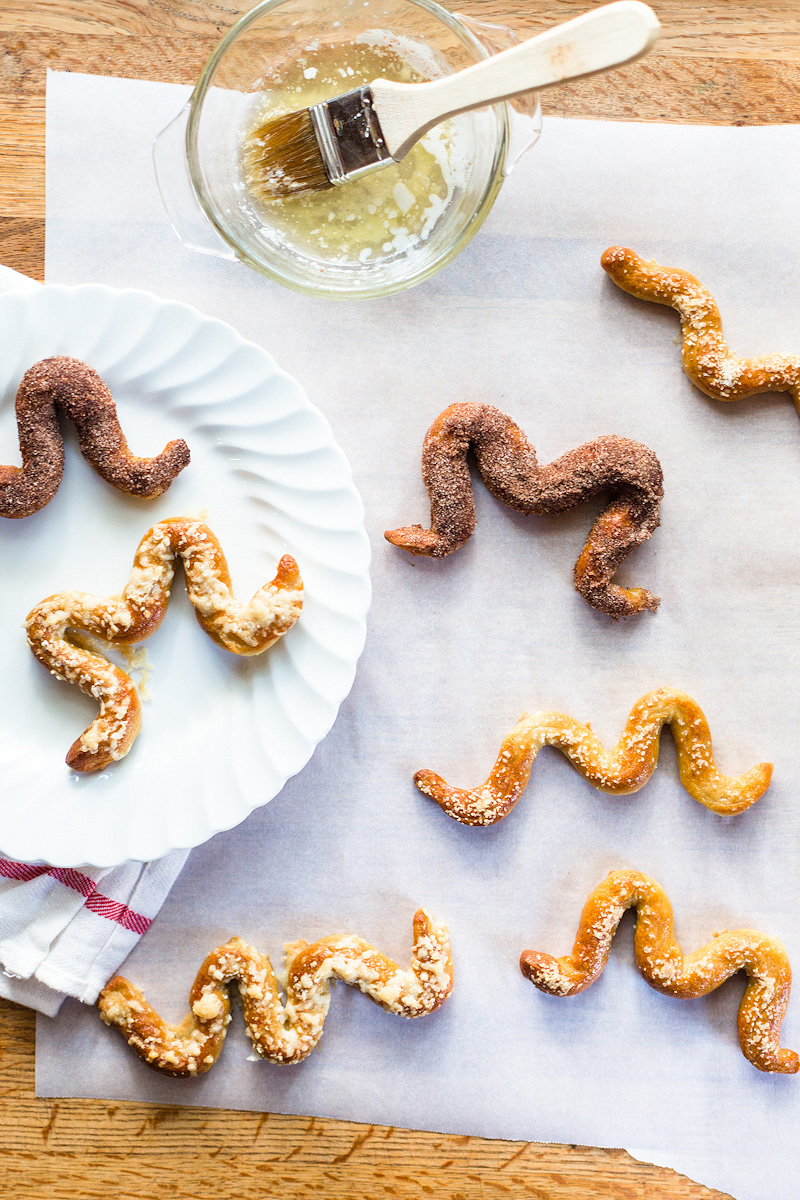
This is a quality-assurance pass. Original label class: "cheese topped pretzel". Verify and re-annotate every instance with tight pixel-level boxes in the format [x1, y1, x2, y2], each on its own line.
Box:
[25, 516, 303, 771]
[99, 909, 453, 1077]
[521, 869, 798, 1074]
[415, 688, 772, 825]
[602, 246, 800, 411]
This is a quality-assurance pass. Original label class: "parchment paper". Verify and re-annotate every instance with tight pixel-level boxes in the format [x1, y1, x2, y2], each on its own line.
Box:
[35, 70, 800, 1200]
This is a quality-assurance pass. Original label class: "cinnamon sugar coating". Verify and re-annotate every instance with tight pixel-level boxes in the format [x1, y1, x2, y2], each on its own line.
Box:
[0, 357, 190, 517]
[602, 246, 800, 411]
[520, 869, 798, 1074]
[414, 687, 772, 826]
[385, 403, 663, 618]
[25, 516, 303, 772]
[98, 908, 453, 1077]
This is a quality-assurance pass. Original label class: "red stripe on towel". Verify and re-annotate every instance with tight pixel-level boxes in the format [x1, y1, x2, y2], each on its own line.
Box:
[0, 859, 152, 935]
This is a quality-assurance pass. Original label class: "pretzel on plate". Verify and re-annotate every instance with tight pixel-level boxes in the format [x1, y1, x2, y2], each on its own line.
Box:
[25, 516, 303, 771]
[520, 869, 798, 1074]
[385, 403, 663, 618]
[98, 908, 453, 1076]
[601, 246, 800, 412]
[0, 357, 190, 517]
[414, 687, 772, 825]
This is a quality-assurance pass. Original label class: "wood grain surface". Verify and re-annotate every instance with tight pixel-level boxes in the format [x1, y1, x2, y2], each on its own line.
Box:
[0, 1, 792, 1195]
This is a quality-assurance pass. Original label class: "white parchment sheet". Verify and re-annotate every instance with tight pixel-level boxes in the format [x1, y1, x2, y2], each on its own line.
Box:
[35, 71, 800, 1200]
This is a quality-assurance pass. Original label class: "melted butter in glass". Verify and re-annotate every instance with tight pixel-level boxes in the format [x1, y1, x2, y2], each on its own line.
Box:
[244, 38, 462, 264]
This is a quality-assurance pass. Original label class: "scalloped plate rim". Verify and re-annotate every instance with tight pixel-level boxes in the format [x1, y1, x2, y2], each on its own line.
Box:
[0, 283, 372, 868]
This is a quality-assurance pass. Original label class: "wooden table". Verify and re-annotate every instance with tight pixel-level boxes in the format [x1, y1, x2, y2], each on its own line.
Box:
[0, 2, 796, 1195]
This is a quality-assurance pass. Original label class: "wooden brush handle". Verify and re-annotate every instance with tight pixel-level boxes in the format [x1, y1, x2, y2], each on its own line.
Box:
[371, 0, 660, 160]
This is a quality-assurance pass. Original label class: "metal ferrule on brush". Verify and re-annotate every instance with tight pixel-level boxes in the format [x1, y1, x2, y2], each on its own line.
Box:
[310, 85, 395, 186]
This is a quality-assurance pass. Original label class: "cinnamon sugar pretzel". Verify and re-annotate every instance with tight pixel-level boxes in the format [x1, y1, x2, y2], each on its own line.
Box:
[98, 908, 453, 1077]
[0, 357, 190, 517]
[25, 516, 303, 772]
[414, 687, 771, 825]
[520, 869, 798, 1074]
[601, 246, 800, 411]
[385, 403, 663, 618]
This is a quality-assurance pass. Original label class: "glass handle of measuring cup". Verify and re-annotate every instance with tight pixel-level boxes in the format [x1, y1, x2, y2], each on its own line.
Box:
[153, 104, 238, 261]
[454, 12, 543, 175]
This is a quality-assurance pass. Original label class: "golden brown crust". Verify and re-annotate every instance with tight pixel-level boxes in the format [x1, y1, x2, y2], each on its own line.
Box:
[98, 909, 453, 1077]
[0, 357, 191, 517]
[601, 246, 800, 410]
[384, 403, 663, 618]
[25, 516, 303, 772]
[414, 687, 772, 825]
[520, 869, 798, 1074]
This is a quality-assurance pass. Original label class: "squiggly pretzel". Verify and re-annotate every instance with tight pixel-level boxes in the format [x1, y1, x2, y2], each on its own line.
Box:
[0, 357, 190, 517]
[520, 869, 797, 1074]
[25, 516, 303, 772]
[384, 403, 663, 618]
[414, 687, 772, 825]
[601, 246, 800, 411]
[98, 908, 452, 1076]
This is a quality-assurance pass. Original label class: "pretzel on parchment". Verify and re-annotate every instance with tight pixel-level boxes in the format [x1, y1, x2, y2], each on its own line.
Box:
[520, 869, 798, 1074]
[98, 908, 453, 1076]
[414, 687, 772, 825]
[0, 357, 190, 518]
[385, 403, 663, 619]
[25, 516, 303, 772]
[601, 246, 800, 412]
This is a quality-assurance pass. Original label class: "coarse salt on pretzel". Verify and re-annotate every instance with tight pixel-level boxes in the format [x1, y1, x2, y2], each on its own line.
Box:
[601, 246, 800, 411]
[98, 908, 453, 1077]
[25, 516, 303, 772]
[414, 687, 772, 825]
[385, 403, 663, 618]
[0, 357, 190, 518]
[520, 869, 798, 1074]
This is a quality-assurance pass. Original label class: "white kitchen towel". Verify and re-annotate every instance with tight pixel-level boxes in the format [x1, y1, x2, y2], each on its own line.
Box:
[0, 855, 188, 1015]
[0, 263, 188, 1016]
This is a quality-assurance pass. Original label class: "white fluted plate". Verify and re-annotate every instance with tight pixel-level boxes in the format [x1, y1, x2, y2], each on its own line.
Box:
[0, 285, 370, 867]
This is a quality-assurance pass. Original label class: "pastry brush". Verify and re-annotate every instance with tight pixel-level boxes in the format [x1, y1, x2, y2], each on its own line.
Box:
[245, 0, 660, 199]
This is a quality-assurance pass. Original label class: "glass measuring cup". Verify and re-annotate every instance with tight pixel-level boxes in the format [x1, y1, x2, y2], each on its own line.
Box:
[153, 0, 541, 299]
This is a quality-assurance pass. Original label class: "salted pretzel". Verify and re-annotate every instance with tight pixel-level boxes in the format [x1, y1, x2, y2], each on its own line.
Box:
[520, 869, 797, 1074]
[0, 357, 190, 517]
[384, 403, 663, 618]
[98, 908, 453, 1077]
[414, 687, 772, 826]
[601, 246, 800, 411]
[25, 516, 303, 772]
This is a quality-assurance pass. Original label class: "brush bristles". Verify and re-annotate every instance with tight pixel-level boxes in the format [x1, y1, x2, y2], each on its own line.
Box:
[243, 108, 334, 200]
